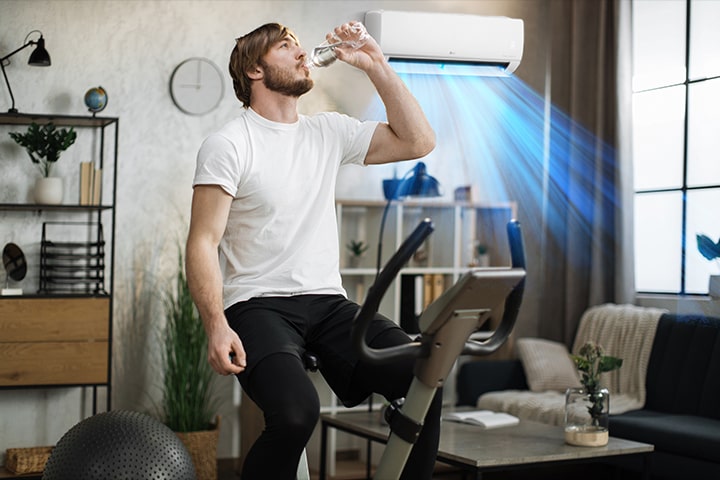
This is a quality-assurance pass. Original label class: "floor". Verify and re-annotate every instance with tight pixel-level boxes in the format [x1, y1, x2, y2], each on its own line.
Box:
[217, 459, 466, 479]
[217, 458, 632, 480]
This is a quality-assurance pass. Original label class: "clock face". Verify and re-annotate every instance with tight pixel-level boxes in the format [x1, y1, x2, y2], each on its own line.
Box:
[170, 57, 224, 115]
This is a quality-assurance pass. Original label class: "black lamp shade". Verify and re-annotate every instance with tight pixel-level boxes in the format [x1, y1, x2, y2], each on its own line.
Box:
[28, 36, 51, 66]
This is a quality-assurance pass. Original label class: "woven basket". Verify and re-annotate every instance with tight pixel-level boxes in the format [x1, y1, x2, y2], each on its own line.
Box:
[5, 446, 54, 474]
[175, 417, 220, 480]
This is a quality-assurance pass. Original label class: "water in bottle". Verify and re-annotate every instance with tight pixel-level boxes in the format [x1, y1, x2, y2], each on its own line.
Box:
[306, 22, 369, 69]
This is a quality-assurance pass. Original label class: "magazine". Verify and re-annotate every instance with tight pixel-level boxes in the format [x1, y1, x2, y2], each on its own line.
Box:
[442, 410, 520, 429]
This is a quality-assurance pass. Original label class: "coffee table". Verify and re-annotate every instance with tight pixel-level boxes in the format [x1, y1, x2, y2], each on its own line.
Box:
[319, 411, 653, 479]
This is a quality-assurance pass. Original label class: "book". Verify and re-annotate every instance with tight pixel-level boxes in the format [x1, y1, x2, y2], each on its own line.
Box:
[91, 167, 102, 205]
[79, 161, 93, 205]
[442, 410, 519, 429]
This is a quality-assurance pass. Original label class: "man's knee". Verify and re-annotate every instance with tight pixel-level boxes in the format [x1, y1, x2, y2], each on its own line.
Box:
[267, 395, 319, 440]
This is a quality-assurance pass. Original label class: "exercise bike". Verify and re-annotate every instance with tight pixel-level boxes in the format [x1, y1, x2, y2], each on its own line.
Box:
[340, 217, 526, 479]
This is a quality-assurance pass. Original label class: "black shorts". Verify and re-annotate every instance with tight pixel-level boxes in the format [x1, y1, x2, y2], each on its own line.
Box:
[224, 294, 407, 406]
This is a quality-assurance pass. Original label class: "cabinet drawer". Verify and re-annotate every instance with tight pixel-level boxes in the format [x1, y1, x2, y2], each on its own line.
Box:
[0, 297, 109, 342]
[0, 341, 108, 386]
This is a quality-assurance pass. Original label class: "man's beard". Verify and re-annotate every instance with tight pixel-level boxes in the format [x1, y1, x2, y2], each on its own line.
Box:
[260, 60, 313, 98]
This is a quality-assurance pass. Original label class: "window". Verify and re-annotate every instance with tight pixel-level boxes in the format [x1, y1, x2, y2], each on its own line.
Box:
[632, 0, 720, 294]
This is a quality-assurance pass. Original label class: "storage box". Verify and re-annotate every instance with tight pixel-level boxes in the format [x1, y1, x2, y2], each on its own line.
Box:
[5, 446, 53, 474]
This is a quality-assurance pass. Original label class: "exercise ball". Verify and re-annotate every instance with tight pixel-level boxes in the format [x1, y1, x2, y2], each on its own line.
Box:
[42, 410, 196, 480]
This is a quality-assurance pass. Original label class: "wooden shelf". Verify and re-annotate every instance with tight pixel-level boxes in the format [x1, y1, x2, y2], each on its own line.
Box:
[0, 112, 117, 128]
[0, 204, 112, 212]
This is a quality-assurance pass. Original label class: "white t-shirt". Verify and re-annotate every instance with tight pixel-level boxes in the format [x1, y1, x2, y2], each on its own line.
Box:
[193, 107, 379, 308]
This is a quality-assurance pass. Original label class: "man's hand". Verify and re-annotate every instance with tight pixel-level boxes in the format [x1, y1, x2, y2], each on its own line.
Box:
[330, 21, 385, 72]
[207, 323, 246, 376]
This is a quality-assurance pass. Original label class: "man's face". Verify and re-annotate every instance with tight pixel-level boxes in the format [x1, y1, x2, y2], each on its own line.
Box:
[259, 35, 313, 97]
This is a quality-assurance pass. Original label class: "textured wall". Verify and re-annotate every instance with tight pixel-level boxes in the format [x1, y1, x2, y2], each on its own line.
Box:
[0, 0, 544, 462]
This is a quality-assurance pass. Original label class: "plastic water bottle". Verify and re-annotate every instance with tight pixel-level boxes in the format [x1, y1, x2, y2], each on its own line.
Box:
[306, 23, 369, 69]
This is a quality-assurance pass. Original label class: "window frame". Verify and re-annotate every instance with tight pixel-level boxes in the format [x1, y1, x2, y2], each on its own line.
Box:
[632, 0, 720, 295]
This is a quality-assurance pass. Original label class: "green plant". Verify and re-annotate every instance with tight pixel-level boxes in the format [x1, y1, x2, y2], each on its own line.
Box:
[8, 122, 77, 177]
[346, 239, 369, 257]
[160, 253, 217, 432]
[697, 233, 720, 271]
[570, 341, 622, 426]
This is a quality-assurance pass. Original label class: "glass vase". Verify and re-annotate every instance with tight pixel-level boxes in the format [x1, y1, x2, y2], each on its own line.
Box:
[564, 387, 609, 446]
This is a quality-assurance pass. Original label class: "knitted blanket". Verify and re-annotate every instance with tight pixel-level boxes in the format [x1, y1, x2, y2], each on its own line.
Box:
[571, 303, 666, 414]
[477, 303, 667, 426]
[572, 304, 665, 414]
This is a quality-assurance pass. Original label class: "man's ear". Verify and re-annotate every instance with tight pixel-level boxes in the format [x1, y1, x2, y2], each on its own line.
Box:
[247, 64, 263, 80]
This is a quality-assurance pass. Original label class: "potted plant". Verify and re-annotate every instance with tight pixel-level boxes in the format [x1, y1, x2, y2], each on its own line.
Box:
[564, 341, 622, 446]
[9, 122, 77, 204]
[469, 241, 490, 267]
[346, 239, 369, 268]
[159, 253, 220, 479]
[697, 233, 720, 297]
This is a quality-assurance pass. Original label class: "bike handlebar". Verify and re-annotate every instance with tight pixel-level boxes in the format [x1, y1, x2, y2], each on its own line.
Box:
[461, 220, 525, 356]
[352, 218, 526, 364]
[352, 219, 435, 364]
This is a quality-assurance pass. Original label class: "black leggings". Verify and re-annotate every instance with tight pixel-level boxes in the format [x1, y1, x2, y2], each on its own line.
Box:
[238, 329, 442, 480]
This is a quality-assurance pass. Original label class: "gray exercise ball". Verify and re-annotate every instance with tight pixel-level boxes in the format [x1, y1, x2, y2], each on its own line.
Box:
[42, 410, 196, 479]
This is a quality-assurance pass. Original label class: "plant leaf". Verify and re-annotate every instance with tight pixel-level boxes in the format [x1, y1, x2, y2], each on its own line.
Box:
[598, 355, 623, 373]
[697, 234, 720, 261]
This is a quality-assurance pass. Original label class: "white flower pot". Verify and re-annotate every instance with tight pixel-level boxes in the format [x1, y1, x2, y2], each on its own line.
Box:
[34, 177, 64, 205]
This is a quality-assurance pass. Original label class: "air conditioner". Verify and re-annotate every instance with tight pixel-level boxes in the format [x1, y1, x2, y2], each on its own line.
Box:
[365, 10, 524, 76]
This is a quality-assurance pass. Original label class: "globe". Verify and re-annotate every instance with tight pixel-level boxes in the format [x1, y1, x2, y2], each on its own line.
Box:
[84, 86, 108, 113]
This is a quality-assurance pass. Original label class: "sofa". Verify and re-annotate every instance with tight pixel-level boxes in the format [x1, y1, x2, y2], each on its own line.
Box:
[455, 304, 720, 479]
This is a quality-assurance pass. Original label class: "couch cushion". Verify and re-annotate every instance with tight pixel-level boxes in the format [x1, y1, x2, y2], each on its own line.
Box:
[611, 409, 720, 464]
[645, 314, 720, 419]
[456, 360, 528, 406]
[516, 338, 581, 392]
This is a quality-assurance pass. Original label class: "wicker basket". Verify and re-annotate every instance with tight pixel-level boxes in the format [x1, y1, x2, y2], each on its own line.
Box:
[5, 446, 54, 474]
[175, 417, 220, 480]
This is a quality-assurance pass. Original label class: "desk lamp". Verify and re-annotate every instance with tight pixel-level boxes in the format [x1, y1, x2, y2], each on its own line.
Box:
[377, 161, 441, 275]
[1, 30, 51, 113]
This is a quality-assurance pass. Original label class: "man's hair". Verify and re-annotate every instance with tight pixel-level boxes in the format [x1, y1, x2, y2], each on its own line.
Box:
[229, 23, 298, 108]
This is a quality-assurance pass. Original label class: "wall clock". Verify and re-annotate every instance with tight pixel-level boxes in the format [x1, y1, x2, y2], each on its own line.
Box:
[170, 57, 224, 115]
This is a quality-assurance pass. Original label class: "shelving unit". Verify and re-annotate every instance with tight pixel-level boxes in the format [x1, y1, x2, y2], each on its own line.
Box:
[0, 112, 118, 415]
[336, 199, 517, 322]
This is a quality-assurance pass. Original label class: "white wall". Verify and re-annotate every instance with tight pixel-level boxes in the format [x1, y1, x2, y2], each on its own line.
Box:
[0, 0, 546, 462]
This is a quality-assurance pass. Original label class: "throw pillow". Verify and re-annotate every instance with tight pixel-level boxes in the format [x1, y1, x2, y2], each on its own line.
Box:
[516, 337, 581, 392]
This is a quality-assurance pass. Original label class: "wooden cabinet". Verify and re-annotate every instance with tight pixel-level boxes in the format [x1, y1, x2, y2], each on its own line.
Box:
[0, 297, 110, 387]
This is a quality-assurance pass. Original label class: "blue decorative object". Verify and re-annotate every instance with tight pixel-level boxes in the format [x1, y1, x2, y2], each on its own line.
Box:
[84, 86, 107, 113]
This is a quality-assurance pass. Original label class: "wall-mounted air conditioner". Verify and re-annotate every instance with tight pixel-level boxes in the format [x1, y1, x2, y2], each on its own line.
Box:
[365, 10, 524, 76]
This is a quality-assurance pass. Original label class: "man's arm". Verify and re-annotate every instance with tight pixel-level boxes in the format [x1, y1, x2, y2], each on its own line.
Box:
[332, 22, 436, 165]
[186, 184, 245, 375]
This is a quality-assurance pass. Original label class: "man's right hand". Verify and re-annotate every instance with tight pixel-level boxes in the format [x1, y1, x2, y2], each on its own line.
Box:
[207, 324, 246, 376]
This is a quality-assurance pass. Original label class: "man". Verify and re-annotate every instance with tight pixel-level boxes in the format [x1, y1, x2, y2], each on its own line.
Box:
[186, 21, 439, 479]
